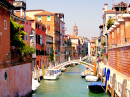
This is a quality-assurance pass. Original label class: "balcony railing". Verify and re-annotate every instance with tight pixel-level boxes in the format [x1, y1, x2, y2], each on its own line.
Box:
[46, 39, 53, 44]
[55, 40, 60, 44]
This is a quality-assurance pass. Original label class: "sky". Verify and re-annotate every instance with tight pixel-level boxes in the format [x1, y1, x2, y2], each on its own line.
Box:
[25, 0, 129, 40]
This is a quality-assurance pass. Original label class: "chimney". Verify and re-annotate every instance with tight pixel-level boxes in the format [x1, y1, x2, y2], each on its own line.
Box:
[104, 3, 108, 11]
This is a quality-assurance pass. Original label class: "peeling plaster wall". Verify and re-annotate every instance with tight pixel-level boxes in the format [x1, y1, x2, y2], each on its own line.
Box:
[0, 63, 32, 97]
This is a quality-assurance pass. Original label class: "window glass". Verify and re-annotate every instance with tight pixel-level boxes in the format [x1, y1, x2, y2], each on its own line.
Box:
[40, 35, 43, 45]
[4, 20, 7, 30]
[47, 16, 51, 21]
[38, 24, 40, 29]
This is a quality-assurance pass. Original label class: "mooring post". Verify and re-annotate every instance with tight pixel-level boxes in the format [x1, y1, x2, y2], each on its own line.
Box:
[111, 73, 116, 97]
[97, 64, 100, 79]
[121, 79, 127, 97]
[101, 68, 104, 83]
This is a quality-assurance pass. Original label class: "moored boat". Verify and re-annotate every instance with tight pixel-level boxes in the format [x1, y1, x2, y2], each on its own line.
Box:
[85, 75, 98, 82]
[44, 69, 59, 80]
[60, 67, 67, 72]
[81, 70, 94, 78]
[88, 82, 105, 93]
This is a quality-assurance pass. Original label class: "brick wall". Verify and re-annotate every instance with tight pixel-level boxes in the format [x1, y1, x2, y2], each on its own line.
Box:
[0, 6, 10, 64]
[108, 47, 130, 77]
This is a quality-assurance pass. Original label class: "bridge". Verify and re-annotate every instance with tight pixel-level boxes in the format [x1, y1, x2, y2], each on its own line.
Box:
[54, 56, 94, 71]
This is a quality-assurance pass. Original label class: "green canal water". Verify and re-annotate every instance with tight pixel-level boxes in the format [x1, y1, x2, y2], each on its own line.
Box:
[31, 65, 110, 97]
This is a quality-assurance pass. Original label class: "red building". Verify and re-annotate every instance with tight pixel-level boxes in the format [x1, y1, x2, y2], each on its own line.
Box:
[35, 21, 46, 68]
[26, 18, 46, 68]
[0, 0, 14, 64]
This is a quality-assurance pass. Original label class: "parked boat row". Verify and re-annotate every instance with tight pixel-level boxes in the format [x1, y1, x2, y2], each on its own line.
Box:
[44, 69, 62, 80]
[81, 66, 105, 93]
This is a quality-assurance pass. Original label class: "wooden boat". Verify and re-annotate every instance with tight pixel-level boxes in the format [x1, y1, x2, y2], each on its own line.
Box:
[85, 75, 98, 82]
[88, 82, 105, 93]
[44, 69, 59, 80]
[81, 70, 94, 78]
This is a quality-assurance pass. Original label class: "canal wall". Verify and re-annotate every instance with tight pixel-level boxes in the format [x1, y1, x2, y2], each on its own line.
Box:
[0, 63, 32, 97]
[98, 62, 130, 97]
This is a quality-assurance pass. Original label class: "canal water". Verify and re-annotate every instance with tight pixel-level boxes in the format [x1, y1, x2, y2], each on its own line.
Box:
[31, 64, 110, 97]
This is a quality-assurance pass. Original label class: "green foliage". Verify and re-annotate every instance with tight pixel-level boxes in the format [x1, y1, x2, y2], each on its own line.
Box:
[107, 19, 114, 30]
[20, 44, 36, 56]
[49, 46, 54, 62]
[10, 18, 35, 57]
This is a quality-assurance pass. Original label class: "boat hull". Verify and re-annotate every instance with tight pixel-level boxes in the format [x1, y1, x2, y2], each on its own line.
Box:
[85, 76, 98, 82]
[44, 75, 59, 80]
[88, 85, 105, 93]
[88, 82, 105, 93]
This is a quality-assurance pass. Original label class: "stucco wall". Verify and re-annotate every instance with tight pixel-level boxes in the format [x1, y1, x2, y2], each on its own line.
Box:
[0, 63, 32, 97]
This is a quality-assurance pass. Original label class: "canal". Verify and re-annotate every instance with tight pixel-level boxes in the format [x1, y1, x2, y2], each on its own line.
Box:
[32, 64, 110, 97]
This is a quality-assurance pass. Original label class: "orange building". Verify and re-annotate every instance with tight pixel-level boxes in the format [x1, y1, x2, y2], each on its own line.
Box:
[90, 37, 97, 56]
[34, 11, 64, 63]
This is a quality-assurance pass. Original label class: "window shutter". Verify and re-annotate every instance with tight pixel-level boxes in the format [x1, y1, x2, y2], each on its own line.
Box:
[38, 35, 40, 44]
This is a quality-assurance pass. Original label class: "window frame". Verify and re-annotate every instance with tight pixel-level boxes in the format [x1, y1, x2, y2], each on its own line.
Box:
[47, 16, 51, 21]
[38, 16, 41, 21]
[4, 20, 7, 30]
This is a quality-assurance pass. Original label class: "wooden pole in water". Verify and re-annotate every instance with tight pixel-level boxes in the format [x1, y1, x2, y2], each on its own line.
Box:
[97, 64, 100, 79]
[121, 79, 127, 97]
[101, 68, 104, 83]
[94, 63, 97, 76]
[111, 73, 116, 97]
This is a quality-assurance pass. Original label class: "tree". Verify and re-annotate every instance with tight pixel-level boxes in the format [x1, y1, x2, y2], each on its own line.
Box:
[10, 18, 35, 60]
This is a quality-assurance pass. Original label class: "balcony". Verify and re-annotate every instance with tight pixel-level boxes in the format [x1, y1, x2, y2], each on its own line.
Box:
[55, 40, 60, 44]
[46, 39, 53, 44]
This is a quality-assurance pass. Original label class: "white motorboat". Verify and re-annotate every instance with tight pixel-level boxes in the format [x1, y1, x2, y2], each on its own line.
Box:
[57, 69, 62, 76]
[81, 70, 94, 78]
[85, 75, 98, 82]
[44, 69, 59, 80]
[60, 67, 67, 72]
[32, 78, 40, 91]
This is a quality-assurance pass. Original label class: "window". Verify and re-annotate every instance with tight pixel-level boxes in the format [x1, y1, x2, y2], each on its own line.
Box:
[40, 35, 43, 45]
[108, 16, 111, 19]
[47, 25, 51, 31]
[38, 16, 41, 21]
[35, 23, 37, 28]
[47, 16, 51, 21]
[47, 47, 49, 54]
[4, 20, 7, 30]
[26, 32, 28, 41]
[50, 48, 52, 54]
[38, 24, 40, 29]
[41, 26, 44, 31]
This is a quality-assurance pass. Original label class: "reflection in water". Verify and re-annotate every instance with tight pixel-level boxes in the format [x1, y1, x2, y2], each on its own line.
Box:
[32, 65, 110, 97]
